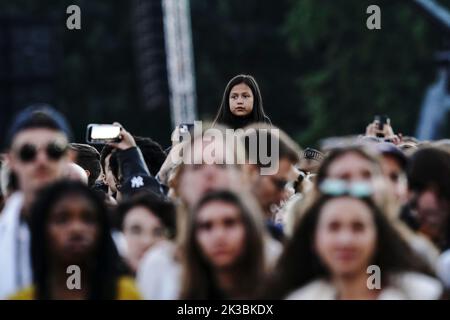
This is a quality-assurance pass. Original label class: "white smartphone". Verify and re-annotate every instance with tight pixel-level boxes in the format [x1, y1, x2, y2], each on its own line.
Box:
[86, 124, 121, 144]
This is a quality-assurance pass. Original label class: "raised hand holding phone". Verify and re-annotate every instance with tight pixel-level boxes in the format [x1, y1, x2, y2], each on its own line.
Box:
[365, 115, 401, 145]
[107, 122, 137, 150]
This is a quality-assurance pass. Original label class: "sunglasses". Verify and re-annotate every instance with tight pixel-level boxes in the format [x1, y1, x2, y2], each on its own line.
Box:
[14, 142, 68, 163]
[319, 179, 373, 198]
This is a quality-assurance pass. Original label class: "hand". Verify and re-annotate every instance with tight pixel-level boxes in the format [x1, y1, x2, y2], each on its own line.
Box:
[365, 122, 390, 137]
[157, 142, 183, 185]
[365, 121, 401, 145]
[170, 126, 182, 148]
[107, 122, 137, 150]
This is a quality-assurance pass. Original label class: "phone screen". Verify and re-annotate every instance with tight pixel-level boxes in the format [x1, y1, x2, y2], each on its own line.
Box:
[87, 124, 121, 143]
[374, 115, 389, 136]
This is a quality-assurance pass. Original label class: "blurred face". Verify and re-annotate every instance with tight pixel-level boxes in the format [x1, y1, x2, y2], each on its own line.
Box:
[47, 194, 100, 265]
[315, 197, 377, 278]
[103, 154, 117, 193]
[248, 158, 295, 215]
[380, 155, 407, 204]
[196, 201, 246, 270]
[123, 206, 166, 272]
[326, 152, 376, 183]
[229, 83, 254, 117]
[179, 164, 242, 208]
[415, 189, 449, 244]
[177, 138, 243, 208]
[9, 129, 69, 195]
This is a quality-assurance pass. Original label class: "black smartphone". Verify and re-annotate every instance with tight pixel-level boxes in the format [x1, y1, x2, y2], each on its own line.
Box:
[86, 124, 121, 144]
[374, 115, 389, 138]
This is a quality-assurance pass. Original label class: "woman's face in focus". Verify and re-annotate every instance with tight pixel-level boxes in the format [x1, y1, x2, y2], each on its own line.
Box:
[229, 83, 254, 117]
[47, 194, 100, 266]
[314, 197, 377, 278]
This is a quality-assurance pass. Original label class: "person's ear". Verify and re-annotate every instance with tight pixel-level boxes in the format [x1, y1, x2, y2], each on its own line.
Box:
[84, 170, 91, 178]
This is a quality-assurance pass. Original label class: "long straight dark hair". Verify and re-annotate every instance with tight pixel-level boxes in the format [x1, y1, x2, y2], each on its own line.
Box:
[180, 190, 266, 299]
[213, 74, 270, 129]
[29, 181, 122, 300]
[266, 195, 433, 299]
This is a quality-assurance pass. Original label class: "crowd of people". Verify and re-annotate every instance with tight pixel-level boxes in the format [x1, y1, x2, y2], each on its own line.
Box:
[0, 74, 449, 300]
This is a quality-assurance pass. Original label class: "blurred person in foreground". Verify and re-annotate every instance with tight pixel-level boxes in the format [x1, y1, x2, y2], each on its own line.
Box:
[285, 145, 440, 271]
[137, 124, 281, 299]
[407, 147, 450, 252]
[10, 181, 140, 300]
[268, 193, 442, 300]
[406, 147, 450, 290]
[240, 124, 301, 241]
[0, 158, 19, 211]
[0, 157, 5, 212]
[64, 162, 88, 184]
[117, 192, 176, 275]
[180, 191, 267, 299]
[0, 105, 73, 299]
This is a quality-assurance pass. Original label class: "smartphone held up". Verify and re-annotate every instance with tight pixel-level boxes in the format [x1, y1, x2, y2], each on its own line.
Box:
[86, 124, 122, 144]
[374, 115, 390, 138]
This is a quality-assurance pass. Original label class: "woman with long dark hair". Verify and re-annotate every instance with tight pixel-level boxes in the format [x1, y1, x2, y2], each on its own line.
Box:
[180, 190, 267, 299]
[212, 74, 271, 129]
[268, 192, 443, 300]
[10, 181, 140, 300]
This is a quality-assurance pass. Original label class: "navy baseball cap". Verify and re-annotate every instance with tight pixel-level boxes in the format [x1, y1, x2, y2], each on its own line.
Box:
[376, 142, 408, 169]
[5, 104, 73, 148]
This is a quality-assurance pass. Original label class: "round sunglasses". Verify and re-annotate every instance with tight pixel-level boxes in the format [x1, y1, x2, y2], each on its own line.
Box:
[14, 142, 68, 163]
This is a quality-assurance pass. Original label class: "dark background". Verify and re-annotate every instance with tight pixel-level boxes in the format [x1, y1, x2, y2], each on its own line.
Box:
[0, 0, 449, 149]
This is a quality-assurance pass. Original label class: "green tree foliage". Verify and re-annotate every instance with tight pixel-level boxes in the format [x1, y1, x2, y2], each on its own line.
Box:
[1, 1, 448, 148]
[283, 0, 450, 146]
[190, 0, 306, 137]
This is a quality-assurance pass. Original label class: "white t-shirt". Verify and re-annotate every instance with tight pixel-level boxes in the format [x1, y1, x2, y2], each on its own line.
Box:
[136, 240, 182, 300]
[0, 193, 32, 299]
[436, 250, 450, 289]
[286, 272, 443, 300]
